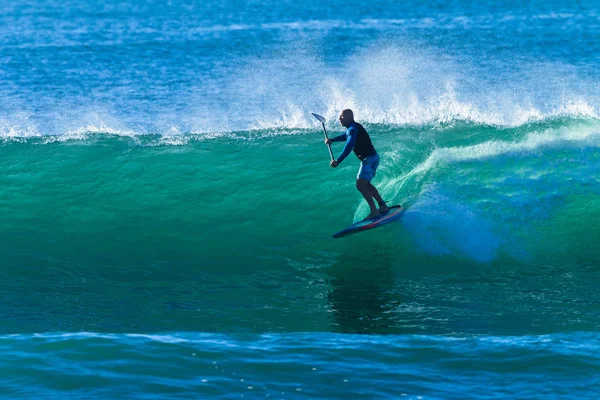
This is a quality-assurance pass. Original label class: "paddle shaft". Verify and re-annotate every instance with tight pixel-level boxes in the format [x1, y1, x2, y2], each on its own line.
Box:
[320, 122, 335, 161]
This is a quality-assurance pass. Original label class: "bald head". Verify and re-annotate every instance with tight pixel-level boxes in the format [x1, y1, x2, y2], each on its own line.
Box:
[339, 109, 355, 127]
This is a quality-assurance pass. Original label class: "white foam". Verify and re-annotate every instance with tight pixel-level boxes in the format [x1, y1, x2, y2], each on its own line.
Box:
[386, 122, 600, 196]
[0, 112, 40, 138]
[234, 41, 600, 131]
[3, 38, 600, 139]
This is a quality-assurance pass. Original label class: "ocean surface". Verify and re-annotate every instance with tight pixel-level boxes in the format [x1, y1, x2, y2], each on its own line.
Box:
[2, 0, 600, 398]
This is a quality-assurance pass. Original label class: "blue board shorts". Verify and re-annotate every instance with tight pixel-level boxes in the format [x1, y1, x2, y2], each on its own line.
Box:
[357, 153, 380, 181]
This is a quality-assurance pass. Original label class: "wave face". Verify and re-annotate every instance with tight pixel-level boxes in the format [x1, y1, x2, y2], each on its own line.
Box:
[2, 118, 600, 335]
[2, 0, 600, 398]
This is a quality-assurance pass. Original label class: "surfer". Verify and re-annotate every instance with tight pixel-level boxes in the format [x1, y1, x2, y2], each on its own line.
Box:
[325, 109, 388, 220]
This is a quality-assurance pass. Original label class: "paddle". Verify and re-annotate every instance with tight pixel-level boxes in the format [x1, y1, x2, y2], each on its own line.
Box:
[311, 113, 334, 161]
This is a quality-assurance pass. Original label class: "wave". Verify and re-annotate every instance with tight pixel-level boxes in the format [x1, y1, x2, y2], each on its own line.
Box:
[3, 87, 597, 138]
[2, 112, 600, 266]
[2, 113, 600, 142]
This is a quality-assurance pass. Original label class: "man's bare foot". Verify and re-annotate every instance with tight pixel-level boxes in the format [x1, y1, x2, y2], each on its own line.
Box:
[364, 211, 380, 220]
[378, 204, 389, 213]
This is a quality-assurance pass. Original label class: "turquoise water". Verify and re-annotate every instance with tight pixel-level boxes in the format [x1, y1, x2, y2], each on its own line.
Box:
[2, 0, 600, 398]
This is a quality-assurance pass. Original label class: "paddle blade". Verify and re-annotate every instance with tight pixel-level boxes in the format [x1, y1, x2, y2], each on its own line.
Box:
[311, 113, 326, 124]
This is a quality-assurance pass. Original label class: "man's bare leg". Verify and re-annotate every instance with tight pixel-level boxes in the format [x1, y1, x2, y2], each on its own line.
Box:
[357, 178, 379, 219]
[368, 183, 388, 212]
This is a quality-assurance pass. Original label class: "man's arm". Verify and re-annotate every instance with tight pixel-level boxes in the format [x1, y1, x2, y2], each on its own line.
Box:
[329, 132, 348, 142]
[335, 127, 357, 164]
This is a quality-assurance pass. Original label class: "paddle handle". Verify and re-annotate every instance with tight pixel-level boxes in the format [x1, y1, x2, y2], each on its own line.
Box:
[321, 122, 335, 161]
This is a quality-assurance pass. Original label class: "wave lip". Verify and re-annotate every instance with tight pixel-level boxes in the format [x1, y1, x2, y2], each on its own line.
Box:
[2, 113, 600, 146]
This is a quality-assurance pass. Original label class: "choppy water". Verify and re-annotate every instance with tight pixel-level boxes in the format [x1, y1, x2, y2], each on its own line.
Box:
[2, 0, 600, 398]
